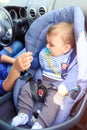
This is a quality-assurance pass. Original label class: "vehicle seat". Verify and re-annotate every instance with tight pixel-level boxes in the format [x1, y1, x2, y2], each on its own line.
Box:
[13, 5, 87, 129]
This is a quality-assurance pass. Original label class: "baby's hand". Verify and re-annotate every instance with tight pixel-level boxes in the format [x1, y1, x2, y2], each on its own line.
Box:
[58, 84, 69, 96]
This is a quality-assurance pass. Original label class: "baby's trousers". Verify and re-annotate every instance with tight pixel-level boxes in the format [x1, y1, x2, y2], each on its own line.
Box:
[18, 82, 60, 128]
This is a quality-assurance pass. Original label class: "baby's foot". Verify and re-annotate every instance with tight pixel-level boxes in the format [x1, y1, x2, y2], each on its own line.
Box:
[11, 113, 28, 127]
[32, 122, 43, 129]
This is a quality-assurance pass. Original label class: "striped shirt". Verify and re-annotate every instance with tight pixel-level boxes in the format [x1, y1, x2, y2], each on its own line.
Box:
[39, 47, 73, 81]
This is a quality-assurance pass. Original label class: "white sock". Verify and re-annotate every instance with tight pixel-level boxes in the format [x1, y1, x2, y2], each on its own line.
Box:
[32, 122, 43, 129]
[11, 113, 28, 127]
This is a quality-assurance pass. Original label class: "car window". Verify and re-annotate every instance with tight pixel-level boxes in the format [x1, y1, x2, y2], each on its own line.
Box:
[0, 0, 12, 7]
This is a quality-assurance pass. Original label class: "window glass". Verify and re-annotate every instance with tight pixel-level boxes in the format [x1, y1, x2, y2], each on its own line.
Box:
[0, 0, 12, 7]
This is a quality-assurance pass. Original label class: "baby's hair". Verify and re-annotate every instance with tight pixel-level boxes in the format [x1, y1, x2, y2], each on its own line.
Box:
[47, 22, 75, 48]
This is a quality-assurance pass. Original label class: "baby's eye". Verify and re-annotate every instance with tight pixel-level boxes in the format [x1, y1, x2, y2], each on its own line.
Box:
[50, 44, 54, 47]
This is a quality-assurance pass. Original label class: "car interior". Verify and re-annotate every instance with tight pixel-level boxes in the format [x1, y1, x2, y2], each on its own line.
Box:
[0, 0, 87, 130]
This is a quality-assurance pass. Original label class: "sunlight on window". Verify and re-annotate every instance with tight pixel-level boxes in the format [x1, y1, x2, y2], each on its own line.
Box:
[0, 0, 11, 3]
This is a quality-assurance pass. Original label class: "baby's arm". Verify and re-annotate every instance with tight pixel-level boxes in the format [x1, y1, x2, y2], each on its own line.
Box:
[58, 63, 78, 96]
[54, 63, 78, 105]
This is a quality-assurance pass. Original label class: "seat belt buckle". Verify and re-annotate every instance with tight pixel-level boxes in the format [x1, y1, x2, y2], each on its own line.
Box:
[68, 85, 81, 100]
[37, 79, 47, 102]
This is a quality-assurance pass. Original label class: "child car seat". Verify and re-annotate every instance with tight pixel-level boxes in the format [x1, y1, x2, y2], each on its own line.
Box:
[14, 6, 87, 124]
[12, 6, 87, 129]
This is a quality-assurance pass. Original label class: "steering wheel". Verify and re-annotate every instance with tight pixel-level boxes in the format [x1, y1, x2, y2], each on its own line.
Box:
[0, 7, 14, 46]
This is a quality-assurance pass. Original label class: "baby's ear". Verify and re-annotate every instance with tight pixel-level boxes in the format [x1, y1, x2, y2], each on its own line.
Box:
[64, 44, 71, 53]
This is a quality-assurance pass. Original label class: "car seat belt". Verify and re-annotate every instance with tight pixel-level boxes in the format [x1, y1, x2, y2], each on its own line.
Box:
[21, 72, 39, 119]
[26, 73, 39, 119]
[61, 48, 76, 79]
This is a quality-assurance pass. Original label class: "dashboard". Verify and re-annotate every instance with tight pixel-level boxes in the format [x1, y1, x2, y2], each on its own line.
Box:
[3, 0, 55, 25]
[2, 0, 87, 24]
[0, 0, 87, 44]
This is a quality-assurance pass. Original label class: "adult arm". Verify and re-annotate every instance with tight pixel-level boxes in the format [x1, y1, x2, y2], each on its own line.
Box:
[3, 51, 33, 92]
[0, 54, 15, 64]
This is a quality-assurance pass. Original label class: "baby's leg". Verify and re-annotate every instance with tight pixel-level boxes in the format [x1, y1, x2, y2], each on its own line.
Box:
[11, 82, 35, 127]
[18, 82, 34, 114]
[35, 88, 60, 128]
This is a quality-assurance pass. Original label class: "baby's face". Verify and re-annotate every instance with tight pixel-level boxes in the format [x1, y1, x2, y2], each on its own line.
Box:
[46, 34, 71, 56]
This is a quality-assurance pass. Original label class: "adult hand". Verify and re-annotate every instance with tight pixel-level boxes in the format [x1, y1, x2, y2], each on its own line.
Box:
[13, 51, 33, 72]
[3, 51, 33, 92]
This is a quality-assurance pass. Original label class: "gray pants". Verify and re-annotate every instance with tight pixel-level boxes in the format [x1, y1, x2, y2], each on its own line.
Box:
[18, 82, 60, 128]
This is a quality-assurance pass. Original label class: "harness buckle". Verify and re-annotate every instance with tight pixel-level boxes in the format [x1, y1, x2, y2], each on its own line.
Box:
[37, 79, 48, 102]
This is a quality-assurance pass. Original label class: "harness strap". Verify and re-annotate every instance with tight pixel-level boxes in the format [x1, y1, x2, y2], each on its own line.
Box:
[25, 73, 39, 119]
[20, 72, 40, 120]
[62, 48, 76, 79]
[30, 81, 38, 118]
